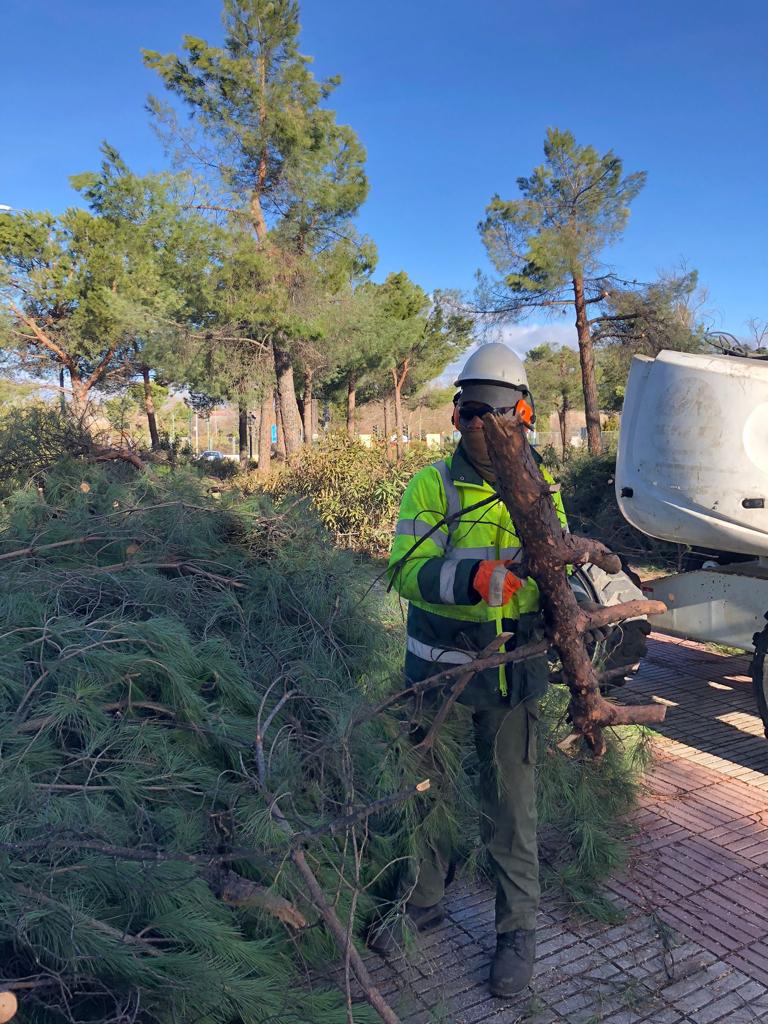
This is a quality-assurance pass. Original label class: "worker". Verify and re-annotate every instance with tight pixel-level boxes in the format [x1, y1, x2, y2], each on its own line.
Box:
[373, 342, 647, 997]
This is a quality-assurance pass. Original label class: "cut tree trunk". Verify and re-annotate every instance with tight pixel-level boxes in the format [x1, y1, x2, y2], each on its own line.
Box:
[141, 367, 160, 450]
[572, 272, 603, 455]
[257, 393, 272, 478]
[272, 339, 302, 459]
[484, 411, 667, 755]
[347, 375, 356, 437]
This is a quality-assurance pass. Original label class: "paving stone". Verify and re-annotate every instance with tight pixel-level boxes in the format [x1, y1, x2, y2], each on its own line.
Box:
[373, 636, 768, 1023]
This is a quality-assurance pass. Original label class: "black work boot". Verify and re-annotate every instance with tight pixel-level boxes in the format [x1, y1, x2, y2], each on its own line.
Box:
[489, 928, 536, 997]
[367, 902, 444, 956]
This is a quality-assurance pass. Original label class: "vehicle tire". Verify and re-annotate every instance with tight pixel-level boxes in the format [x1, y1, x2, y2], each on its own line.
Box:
[750, 621, 768, 738]
[571, 563, 649, 690]
[573, 562, 645, 609]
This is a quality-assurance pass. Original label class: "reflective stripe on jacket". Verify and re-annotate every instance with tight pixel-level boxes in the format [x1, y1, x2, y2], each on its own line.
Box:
[387, 444, 568, 703]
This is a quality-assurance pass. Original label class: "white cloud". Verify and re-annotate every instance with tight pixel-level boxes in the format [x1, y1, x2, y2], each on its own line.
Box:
[496, 322, 577, 356]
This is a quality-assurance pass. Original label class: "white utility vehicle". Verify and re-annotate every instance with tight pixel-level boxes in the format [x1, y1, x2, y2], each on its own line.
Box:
[615, 345, 768, 732]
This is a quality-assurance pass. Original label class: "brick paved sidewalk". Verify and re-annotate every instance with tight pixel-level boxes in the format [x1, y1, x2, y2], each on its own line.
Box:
[366, 634, 768, 1023]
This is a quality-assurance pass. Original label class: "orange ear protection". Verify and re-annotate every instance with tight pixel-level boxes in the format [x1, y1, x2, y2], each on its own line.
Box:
[514, 397, 535, 427]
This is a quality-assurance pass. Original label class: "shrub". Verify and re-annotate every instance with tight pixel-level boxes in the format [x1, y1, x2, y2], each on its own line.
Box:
[250, 433, 446, 556]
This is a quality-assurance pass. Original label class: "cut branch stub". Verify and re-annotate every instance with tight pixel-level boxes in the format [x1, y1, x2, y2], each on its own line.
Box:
[483, 412, 667, 755]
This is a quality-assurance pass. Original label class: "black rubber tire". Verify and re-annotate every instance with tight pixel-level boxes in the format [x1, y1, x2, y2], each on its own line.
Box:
[570, 563, 649, 690]
[573, 562, 645, 609]
[750, 622, 768, 739]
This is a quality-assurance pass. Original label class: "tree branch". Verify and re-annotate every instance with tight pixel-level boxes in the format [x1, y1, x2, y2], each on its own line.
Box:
[484, 411, 667, 754]
[7, 303, 73, 369]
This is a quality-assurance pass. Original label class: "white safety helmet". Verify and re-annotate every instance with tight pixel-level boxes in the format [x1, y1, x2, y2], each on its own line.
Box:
[454, 343, 530, 409]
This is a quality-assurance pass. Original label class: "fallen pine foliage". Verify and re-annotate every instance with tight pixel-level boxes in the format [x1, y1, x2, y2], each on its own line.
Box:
[0, 458, 423, 1023]
[0, 446, 653, 1022]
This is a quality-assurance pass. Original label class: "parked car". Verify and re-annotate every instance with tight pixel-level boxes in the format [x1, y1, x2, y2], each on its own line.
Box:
[200, 450, 224, 462]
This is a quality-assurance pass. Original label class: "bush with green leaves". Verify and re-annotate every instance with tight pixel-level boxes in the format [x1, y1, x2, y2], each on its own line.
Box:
[251, 432, 447, 556]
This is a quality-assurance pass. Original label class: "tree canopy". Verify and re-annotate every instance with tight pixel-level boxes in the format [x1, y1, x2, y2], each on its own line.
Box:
[479, 128, 646, 453]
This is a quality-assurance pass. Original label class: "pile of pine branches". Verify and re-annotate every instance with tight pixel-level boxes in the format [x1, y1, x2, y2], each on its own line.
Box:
[0, 458, 428, 1023]
[0, 444, 653, 1023]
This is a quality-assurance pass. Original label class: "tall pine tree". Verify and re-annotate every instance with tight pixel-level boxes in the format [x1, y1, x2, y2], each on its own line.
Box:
[143, 0, 369, 460]
[478, 129, 646, 454]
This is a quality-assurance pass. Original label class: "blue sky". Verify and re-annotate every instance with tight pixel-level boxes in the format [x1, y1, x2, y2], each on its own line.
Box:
[3, 0, 767, 352]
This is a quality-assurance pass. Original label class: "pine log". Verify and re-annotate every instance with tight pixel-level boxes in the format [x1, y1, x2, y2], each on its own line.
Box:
[483, 412, 667, 755]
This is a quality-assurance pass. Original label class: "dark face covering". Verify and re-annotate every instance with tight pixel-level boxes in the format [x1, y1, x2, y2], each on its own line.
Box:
[459, 422, 497, 483]
[455, 386, 527, 483]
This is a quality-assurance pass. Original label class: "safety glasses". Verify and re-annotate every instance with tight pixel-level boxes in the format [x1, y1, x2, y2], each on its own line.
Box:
[456, 403, 515, 425]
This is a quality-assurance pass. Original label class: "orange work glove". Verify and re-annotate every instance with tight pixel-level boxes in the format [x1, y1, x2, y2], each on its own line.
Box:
[472, 560, 524, 607]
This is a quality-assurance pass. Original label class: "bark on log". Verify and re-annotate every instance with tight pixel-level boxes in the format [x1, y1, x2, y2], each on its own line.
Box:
[89, 447, 145, 471]
[483, 412, 667, 755]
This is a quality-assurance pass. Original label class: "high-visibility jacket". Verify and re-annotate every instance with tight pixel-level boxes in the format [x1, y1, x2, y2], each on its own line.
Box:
[387, 444, 568, 707]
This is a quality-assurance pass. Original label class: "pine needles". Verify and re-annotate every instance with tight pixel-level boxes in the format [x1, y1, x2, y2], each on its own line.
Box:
[536, 685, 652, 922]
[0, 456, 653, 1021]
[0, 461, 407, 1023]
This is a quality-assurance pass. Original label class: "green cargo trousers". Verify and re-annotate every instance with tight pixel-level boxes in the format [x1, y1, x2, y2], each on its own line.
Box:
[407, 699, 540, 933]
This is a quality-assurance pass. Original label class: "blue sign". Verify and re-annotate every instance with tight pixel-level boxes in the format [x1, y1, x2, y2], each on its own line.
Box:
[271, 424, 277, 444]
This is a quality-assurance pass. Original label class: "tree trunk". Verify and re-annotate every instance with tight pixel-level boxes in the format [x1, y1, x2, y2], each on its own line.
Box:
[248, 54, 269, 243]
[275, 389, 286, 459]
[558, 395, 570, 457]
[69, 373, 88, 420]
[383, 400, 389, 440]
[272, 339, 302, 460]
[393, 384, 403, 459]
[346, 375, 356, 437]
[572, 272, 602, 455]
[311, 398, 319, 438]
[58, 367, 66, 415]
[392, 359, 410, 460]
[238, 401, 249, 465]
[302, 368, 313, 443]
[257, 393, 272, 478]
[483, 412, 666, 754]
[141, 366, 160, 450]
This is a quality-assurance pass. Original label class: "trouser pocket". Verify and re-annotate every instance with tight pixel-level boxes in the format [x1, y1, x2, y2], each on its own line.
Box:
[524, 701, 540, 765]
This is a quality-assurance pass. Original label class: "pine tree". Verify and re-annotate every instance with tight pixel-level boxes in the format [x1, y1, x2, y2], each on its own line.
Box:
[478, 128, 646, 454]
[0, 149, 215, 429]
[143, 0, 369, 459]
[372, 273, 473, 458]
